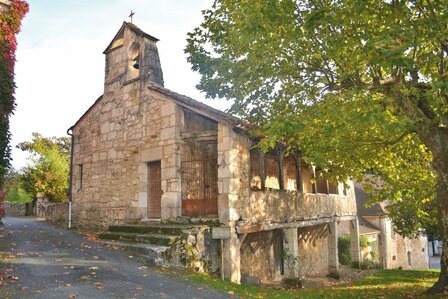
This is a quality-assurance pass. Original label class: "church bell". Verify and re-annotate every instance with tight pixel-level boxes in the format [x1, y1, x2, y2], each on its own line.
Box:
[132, 54, 140, 69]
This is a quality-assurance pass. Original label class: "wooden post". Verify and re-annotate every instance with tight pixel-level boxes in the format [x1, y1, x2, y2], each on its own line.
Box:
[275, 144, 286, 190]
[221, 239, 224, 280]
[259, 149, 266, 190]
[292, 150, 303, 193]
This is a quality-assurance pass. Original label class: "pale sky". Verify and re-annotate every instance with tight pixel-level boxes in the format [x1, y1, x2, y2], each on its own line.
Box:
[11, 0, 229, 169]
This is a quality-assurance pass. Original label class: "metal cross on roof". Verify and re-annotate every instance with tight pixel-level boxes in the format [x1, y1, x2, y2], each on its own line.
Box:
[129, 10, 135, 23]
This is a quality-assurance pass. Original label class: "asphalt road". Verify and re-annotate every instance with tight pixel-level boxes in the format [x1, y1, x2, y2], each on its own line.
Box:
[0, 217, 234, 299]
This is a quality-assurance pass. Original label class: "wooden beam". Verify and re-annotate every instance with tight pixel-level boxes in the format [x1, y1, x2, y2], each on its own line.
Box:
[236, 223, 264, 234]
[238, 233, 248, 248]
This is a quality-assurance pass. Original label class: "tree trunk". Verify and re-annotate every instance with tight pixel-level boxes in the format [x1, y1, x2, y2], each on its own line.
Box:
[427, 179, 448, 294]
[423, 127, 448, 294]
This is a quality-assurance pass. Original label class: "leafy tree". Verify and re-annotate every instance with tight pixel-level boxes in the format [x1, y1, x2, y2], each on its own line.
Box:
[186, 0, 447, 293]
[0, 0, 29, 188]
[4, 169, 32, 203]
[17, 133, 70, 202]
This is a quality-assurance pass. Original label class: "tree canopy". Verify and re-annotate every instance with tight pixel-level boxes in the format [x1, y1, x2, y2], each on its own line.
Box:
[186, 0, 447, 292]
[17, 133, 71, 202]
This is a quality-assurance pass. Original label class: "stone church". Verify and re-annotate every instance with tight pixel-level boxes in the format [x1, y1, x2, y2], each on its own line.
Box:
[69, 22, 360, 283]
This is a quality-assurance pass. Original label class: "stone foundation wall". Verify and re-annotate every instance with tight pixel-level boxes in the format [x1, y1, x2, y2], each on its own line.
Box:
[177, 226, 220, 273]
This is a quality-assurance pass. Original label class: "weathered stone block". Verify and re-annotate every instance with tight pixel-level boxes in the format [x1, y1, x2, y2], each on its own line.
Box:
[160, 102, 175, 117]
[161, 192, 181, 219]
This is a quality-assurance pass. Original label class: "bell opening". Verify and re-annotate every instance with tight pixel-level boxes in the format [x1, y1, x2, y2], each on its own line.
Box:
[132, 54, 140, 70]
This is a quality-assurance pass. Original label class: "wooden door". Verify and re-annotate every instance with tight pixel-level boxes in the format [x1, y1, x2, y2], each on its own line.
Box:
[147, 161, 162, 219]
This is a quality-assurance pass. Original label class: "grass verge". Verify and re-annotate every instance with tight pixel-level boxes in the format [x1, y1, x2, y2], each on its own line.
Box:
[189, 269, 442, 298]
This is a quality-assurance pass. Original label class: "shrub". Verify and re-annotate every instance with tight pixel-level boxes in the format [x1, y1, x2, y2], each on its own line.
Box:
[360, 259, 381, 270]
[339, 234, 371, 266]
[359, 235, 370, 249]
[338, 235, 351, 265]
[327, 271, 341, 280]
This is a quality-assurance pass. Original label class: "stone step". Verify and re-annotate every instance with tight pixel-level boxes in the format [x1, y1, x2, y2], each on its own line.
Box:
[99, 231, 178, 246]
[101, 240, 171, 266]
[108, 223, 204, 235]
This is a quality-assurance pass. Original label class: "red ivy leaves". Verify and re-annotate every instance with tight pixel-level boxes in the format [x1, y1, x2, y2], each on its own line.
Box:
[0, 0, 29, 71]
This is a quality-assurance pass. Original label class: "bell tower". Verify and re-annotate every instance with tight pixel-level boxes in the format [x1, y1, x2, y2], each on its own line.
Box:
[103, 22, 164, 89]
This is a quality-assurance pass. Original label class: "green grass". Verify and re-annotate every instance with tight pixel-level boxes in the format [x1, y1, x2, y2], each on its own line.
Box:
[189, 269, 443, 298]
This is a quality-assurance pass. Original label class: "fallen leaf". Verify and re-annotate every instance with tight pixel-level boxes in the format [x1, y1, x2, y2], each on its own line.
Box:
[84, 234, 98, 241]
[92, 256, 100, 260]
[160, 292, 166, 296]
[7, 275, 19, 281]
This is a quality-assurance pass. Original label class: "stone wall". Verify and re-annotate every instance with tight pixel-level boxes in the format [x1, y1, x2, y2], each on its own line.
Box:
[45, 202, 69, 227]
[72, 84, 175, 229]
[298, 226, 329, 276]
[3, 201, 68, 226]
[247, 189, 357, 224]
[362, 216, 429, 269]
[3, 203, 26, 216]
[240, 230, 283, 281]
[391, 234, 429, 269]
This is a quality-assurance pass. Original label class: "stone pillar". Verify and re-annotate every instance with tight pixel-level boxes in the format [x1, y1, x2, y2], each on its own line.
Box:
[217, 123, 246, 283]
[223, 225, 241, 283]
[379, 216, 389, 269]
[328, 221, 339, 273]
[282, 228, 299, 278]
[350, 217, 361, 268]
[160, 102, 181, 220]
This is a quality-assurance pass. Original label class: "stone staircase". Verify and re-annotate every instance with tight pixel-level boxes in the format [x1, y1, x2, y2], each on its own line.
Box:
[98, 223, 208, 267]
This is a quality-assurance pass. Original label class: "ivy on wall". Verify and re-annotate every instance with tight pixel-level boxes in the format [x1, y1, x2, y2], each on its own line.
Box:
[0, 0, 28, 188]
